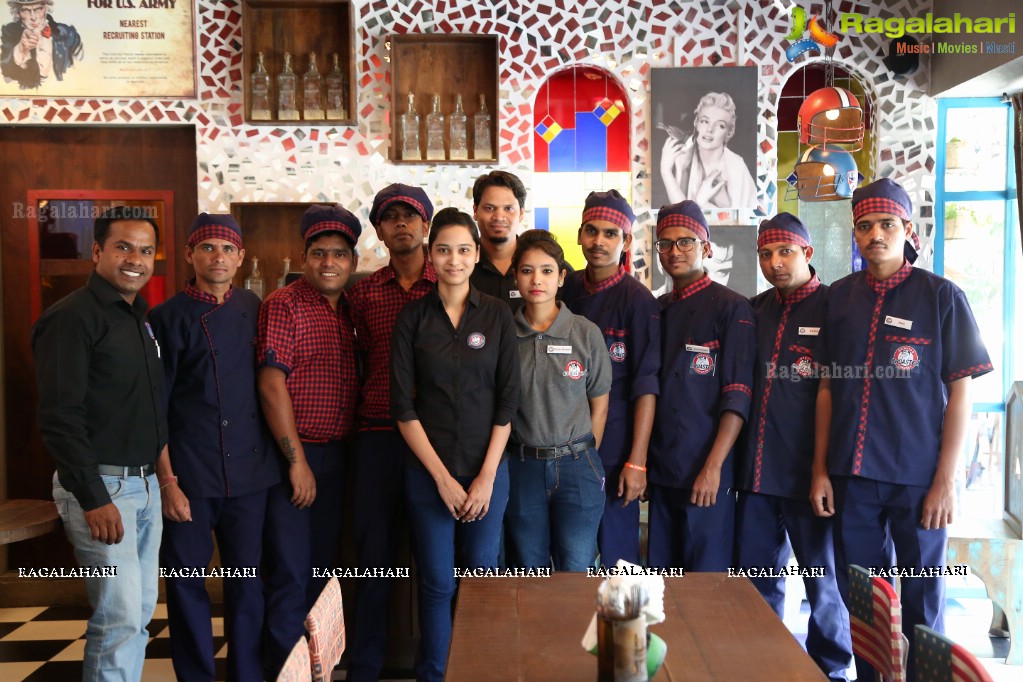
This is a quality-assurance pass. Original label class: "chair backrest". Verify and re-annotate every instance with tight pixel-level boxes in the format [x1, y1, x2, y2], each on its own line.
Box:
[276, 636, 312, 682]
[306, 577, 346, 682]
[848, 564, 907, 682]
[914, 625, 994, 682]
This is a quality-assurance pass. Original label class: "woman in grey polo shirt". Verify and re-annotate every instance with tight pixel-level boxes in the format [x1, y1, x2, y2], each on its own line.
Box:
[505, 229, 612, 571]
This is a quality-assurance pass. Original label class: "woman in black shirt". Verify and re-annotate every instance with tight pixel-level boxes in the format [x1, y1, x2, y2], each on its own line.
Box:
[390, 208, 520, 682]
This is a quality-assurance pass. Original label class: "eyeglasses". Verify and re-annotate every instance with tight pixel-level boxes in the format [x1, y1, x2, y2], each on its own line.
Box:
[655, 237, 701, 254]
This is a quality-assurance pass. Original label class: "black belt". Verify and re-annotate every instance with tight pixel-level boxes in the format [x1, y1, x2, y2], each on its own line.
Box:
[96, 464, 155, 477]
[514, 435, 596, 460]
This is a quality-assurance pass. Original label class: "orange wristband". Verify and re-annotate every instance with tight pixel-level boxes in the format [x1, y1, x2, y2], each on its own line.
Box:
[623, 462, 647, 473]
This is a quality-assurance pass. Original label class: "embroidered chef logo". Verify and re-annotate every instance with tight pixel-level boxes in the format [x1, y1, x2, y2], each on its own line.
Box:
[891, 345, 920, 371]
[609, 342, 627, 363]
[467, 332, 486, 349]
[793, 356, 815, 377]
[563, 359, 586, 380]
[691, 353, 715, 375]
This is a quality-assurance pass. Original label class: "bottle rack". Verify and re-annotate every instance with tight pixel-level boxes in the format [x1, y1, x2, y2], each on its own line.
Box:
[242, 0, 356, 126]
[389, 34, 499, 164]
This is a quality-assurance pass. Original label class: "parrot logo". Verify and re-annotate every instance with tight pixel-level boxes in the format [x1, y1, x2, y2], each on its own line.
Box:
[784, 5, 841, 63]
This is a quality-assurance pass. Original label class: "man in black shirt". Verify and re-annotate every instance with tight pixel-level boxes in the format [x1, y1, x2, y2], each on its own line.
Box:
[32, 205, 168, 682]
[470, 170, 570, 311]
[470, 170, 528, 311]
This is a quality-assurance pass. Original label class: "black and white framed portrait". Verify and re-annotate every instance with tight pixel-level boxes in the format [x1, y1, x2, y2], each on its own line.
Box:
[651, 67, 759, 211]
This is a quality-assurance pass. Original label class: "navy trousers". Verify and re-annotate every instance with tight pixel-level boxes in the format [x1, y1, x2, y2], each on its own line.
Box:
[647, 483, 735, 571]
[735, 491, 853, 680]
[263, 441, 347, 679]
[162, 490, 268, 682]
[347, 429, 410, 682]
[597, 466, 642, 567]
[832, 476, 944, 682]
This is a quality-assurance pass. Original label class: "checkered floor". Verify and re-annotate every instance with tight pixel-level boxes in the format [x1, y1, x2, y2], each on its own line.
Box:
[0, 603, 226, 682]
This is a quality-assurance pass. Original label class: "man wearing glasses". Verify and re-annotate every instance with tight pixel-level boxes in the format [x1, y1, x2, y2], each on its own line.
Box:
[1, 0, 82, 89]
[647, 200, 755, 571]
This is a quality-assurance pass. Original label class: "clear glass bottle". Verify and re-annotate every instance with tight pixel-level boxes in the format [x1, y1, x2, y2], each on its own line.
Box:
[302, 52, 324, 120]
[426, 93, 446, 161]
[473, 93, 493, 160]
[449, 94, 468, 161]
[325, 52, 347, 120]
[401, 91, 421, 161]
[250, 51, 271, 121]
[244, 257, 265, 299]
[277, 52, 299, 121]
[277, 256, 291, 290]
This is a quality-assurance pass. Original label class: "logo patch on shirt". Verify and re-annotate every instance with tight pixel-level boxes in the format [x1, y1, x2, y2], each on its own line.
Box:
[691, 353, 715, 375]
[509, 290, 522, 299]
[891, 345, 920, 371]
[609, 342, 627, 362]
[563, 359, 587, 380]
[467, 332, 486, 349]
[793, 356, 815, 377]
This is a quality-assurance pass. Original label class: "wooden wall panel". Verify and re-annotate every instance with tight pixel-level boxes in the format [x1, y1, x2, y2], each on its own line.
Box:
[0, 125, 197, 576]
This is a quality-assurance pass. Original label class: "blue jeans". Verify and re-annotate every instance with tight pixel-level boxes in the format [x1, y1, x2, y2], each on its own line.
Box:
[52, 471, 162, 682]
[405, 460, 508, 682]
[505, 445, 605, 571]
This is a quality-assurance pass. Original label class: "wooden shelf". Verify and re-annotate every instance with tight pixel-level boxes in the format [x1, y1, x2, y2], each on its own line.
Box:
[242, 0, 356, 126]
[389, 33, 499, 164]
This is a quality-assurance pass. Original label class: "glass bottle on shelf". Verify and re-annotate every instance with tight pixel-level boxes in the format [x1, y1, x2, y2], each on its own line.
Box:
[244, 257, 265, 299]
[425, 93, 446, 161]
[473, 93, 493, 160]
[250, 51, 272, 121]
[449, 94, 468, 161]
[302, 53, 324, 120]
[325, 53, 347, 120]
[277, 256, 291, 290]
[277, 52, 299, 121]
[401, 91, 421, 161]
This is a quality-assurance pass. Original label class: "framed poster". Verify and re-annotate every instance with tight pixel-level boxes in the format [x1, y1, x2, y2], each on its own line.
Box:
[651, 67, 759, 211]
[0, 0, 195, 97]
[651, 224, 758, 299]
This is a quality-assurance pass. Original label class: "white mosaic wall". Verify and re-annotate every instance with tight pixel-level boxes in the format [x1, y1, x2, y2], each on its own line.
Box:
[0, 0, 937, 274]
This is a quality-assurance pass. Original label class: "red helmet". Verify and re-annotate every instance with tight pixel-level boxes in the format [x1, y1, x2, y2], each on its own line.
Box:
[797, 87, 864, 149]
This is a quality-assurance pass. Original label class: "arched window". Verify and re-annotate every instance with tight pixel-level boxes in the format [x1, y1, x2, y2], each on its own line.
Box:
[532, 66, 631, 269]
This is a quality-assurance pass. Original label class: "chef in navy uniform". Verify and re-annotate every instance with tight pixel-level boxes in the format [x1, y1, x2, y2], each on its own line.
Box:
[150, 214, 280, 682]
[647, 200, 755, 570]
[811, 179, 992, 681]
[735, 214, 852, 681]
[561, 190, 659, 567]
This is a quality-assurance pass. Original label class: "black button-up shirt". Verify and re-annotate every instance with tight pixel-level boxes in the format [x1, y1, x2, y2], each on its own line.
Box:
[32, 273, 168, 510]
[390, 287, 520, 477]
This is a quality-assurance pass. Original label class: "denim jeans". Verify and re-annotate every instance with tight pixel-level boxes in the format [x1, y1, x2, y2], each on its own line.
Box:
[405, 460, 508, 682]
[505, 445, 604, 571]
[52, 471, 162, 682]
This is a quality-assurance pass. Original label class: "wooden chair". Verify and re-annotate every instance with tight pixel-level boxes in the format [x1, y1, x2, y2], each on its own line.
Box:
[914, 625, 995, 682]
[306, 577, 346, 682]
[276, 636, 312, 682]
[848, 564, 908, 682]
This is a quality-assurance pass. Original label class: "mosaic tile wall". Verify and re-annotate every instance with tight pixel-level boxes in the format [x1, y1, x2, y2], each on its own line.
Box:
[0, 0, 937, 277]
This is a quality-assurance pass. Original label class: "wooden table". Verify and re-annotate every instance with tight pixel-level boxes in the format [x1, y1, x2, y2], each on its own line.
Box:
[446, 573, 826, 681]
[0, 499, 59, 545]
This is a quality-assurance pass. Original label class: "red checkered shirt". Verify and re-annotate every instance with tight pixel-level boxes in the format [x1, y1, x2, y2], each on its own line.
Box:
[256, 276, 358, 441]
[348, 261, 437, 427]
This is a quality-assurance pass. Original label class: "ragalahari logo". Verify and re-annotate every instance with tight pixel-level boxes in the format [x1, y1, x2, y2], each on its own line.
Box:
[785, 5, 841, 63]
